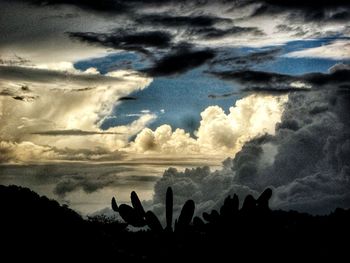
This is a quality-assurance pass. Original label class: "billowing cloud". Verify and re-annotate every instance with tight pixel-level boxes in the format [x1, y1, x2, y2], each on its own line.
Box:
[0, 63, 154, 163]
[129, 94, 287, 156]
[150, 66, 350, 219]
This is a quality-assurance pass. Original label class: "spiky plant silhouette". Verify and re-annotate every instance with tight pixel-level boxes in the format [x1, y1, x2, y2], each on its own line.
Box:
[112, 187, 195, 232]
[111, 187, 273, 233]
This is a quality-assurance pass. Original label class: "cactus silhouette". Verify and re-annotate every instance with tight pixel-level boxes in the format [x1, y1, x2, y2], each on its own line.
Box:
[202, 209, 220, 223]
[111, 192, 147, 227]
[256, 188, 272, 211]
[111, 197, 119, 212]
[165, 187, 173, 232]
[145, 211, 163, 233]
[174, 200, 195, 232]
[178, 200, 195, 226]
[111, 186, 178, 232]
[131, 191, 146, 218]
[241, 194, 256, 212]
[193, 216, 205, 228]
[220, 194, 239, 219]
[112, 188, 274, 233]
[119, 204, 146, 227]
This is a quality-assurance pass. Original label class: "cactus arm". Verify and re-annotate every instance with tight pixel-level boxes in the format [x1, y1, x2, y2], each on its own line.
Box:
[131, 191, 146, 217]
[256, 188, 272, 210]
[241, 194, 256, 212]
[111, 197, 119, 212]
[178, 199, 195, 226]
[165, 187, 173, 231]
[145, 211, 163, 233]
[119, 204, 146, 227]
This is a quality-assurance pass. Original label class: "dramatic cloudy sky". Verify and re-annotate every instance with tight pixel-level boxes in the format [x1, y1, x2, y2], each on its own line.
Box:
[0, 0, 349, 215]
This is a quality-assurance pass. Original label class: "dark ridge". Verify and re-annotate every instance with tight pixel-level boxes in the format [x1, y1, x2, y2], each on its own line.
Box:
[1, 184, 349, 261]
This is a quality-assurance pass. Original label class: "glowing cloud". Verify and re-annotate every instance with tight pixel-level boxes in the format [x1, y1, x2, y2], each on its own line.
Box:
[129, 94, 288, 157]
[0, 64, 153, 163]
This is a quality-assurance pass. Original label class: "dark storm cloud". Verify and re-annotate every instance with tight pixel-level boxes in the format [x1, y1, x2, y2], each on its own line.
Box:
[247, 0, 350, 22]
[257, 0, 350, 9]
[118, 96, 137, 101]
[230, 90, 350, 213]
[187, 26, 264, 39]
[211, 48, 281, 68]
[143, 48, 216, 76]
[13, 0, 231, 13]
[210, 70, 298, 92]
[212, 70, 294, 83]
[11, 0, 130, 14]
[68, 23, 263, 76]
[68, 30, 173, 55]
[135, 14, 231, 28]
[210, 68, 350, 92]
[243, 87, 312, 93]
[31, 129, 122, 136]
[11, 0, 350, 24]
[291, 9, 350, 23]
[304, 70, 350, 86]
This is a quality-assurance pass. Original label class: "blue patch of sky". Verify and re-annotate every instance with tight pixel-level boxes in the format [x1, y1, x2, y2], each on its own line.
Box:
[74, 36, 350, 135]
[75, 52, 240, 134]
[103, 67, 239, 134]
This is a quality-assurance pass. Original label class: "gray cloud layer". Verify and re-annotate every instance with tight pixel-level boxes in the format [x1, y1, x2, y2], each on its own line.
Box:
[31, 129, 122, 136]
[210, 68, 350, 93]
[0, 65, 123, 85]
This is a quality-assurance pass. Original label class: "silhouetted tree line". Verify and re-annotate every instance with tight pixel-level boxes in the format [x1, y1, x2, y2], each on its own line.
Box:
[1, 184, 349, 261]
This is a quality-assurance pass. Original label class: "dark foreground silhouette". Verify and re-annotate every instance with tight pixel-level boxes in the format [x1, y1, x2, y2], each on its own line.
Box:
[1, 185, 349, 261]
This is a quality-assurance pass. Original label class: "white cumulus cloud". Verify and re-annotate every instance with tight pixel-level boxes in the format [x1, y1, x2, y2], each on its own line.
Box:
[129, 94, 288, 157]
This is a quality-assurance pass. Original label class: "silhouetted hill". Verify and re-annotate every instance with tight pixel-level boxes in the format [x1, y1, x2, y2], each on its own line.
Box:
[1, 185, 349, 261]
[0, 185, 115, 260]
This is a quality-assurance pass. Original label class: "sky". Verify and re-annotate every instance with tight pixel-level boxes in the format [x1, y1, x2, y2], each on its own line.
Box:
[0, 0, 350, 216]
